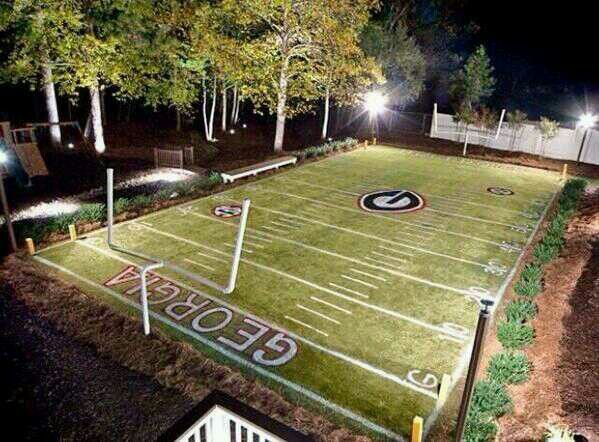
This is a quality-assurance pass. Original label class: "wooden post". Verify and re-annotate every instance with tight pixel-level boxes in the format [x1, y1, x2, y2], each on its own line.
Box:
[436, 373, 452, 410]
[562, 163, 568, 179]
[372, 137, 377, 145]
[411, 416, 423, 442]
[25, 237, 35, 255]
[365, 140, 369, 147]
[68, 224, 77, 241]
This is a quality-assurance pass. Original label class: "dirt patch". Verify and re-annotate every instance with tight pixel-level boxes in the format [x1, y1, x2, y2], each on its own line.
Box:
[0, 255, 371, 441]
[0, 283, 193, 441]
[497, 189, 599, 441]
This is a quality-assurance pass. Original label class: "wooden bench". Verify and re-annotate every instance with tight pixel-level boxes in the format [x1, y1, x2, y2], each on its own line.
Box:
[220, 155, 297, 183]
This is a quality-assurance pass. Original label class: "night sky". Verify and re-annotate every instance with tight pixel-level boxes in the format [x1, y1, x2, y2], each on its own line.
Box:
[465, 1, 598, 121]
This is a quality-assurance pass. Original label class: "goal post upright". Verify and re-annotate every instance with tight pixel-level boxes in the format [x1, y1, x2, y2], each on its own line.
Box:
[105, 168, 251, 333]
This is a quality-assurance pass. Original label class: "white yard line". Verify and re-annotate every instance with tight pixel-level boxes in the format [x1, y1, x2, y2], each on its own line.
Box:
[297, 304, 341, 325]
[261, 225, 288, 234]
[246, 234, 273, 243]
[310, 296, 353, 315]
[72, 240, 442, 404]
[341, 274, 378, 289]
[223, 243, 253, 254]
[422, 189, 560, 437]
[280, 218, 306, 227]
[223, 200, 501, 271]
[184, 258, 215, 272]
[329, 283, 370, 299]
[271, 221, 300, 230]
[33, 255, 404, 441]
[187, 211, 480, 297]
[285, 315, 329, 337]
[364, 256, 403, 270]
[377, 245, 415, 257]
[424, 207, 521, 229]
[244, 240, 266, 249]
[350, 268, 387, 282]
[253, 187, 504, 246]
[372, 251, 407, 263]
[138, 221, 153, 227]
[130, 223, 469, 340]
[197, 251, 229, 263]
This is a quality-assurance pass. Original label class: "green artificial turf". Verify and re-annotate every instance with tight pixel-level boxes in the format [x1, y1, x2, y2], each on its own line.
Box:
[35, 145, 560, 440]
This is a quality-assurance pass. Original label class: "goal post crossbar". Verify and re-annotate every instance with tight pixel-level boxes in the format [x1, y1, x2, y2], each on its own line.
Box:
[106, 168, 251, 333]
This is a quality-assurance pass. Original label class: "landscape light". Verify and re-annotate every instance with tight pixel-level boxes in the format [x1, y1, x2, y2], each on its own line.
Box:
[578, 113, 597, 129]
[0, 150, 7, 164]
[242, 123, 247, 128]
[229, 129, 236, 134]
[67, 142, 75, 149]
[364, 91, 387, 116]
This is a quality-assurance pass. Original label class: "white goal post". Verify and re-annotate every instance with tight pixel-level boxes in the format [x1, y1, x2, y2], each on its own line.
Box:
[106, 168, 251, 334]
[430, 103, 506, 156]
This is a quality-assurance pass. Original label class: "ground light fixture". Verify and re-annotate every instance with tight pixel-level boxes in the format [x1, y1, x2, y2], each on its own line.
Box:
[576, 112, 596, 162]
[0, 148, 17, 252]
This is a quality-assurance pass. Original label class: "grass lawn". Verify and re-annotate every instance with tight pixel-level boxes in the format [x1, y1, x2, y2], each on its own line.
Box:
[34, 145, 560, 440]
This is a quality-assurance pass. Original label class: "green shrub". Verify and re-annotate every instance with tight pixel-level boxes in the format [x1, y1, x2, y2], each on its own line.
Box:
[533, 240, 559, 264]
[487, 352, 530, 384]
[463, 409, 498, 442]
[75, 203, 106, 223]
[519, 262, 542, 284]
[497, 321, 534, 349]
[505, 299, 537, 323]
[130, 195, 153, 210]
[471, 379, 513, 417]
[513, 277, 541, 298]
[114, 197, 131, 214]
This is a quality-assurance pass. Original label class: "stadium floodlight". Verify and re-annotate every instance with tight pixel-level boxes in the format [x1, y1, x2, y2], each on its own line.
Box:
[105, 168, 251, 334]
[578, 112, 597, 129]
[364, 90, 387, 116]
[576, 112, 596, 163]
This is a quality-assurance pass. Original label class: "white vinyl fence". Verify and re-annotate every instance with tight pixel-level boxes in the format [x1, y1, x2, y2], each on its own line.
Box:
[431, 112, 599, 165]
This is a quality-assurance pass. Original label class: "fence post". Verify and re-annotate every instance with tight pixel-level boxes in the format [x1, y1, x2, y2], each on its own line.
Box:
[411, 416, 423, 442]
[153, 148, 158, 168]
[562, 164, 568, 180]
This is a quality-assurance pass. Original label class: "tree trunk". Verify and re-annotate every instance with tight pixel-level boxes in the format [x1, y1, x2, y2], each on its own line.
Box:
[321, 87, 330, 139]
[42, 64, 62, 148]
[100, 88, 107, 125]
[208, 77, 217, 141]
[234, 95, 241, 125]
[273, 59, 289, 152]
[176, 108, 181, 131]
[230, 85, 237, 125]
[89, 82, 106, 154]
[221, 85, 227, 132]
[202, 78, 210, 140]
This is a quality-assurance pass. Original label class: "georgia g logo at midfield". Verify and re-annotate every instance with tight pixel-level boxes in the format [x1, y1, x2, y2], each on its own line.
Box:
[359, 189, 425, 213]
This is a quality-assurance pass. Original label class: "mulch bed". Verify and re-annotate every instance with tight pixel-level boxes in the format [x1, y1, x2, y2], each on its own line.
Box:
[497, 189, 599, 441]
[0, 255, 370, 441]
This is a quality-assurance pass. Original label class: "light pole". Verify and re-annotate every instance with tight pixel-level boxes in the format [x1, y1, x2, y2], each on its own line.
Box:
[0, 149, 18, 252]
[455, 299, 494, 441]
[364, 91, 387, 142]
[576, 113, 596, 163]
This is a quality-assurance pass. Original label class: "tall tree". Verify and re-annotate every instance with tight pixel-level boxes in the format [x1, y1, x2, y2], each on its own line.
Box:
[361, 19, 425, 106]
[0, 0, 79, 147]
[449, 45, 495, 110]
[223, 0, 378, 152]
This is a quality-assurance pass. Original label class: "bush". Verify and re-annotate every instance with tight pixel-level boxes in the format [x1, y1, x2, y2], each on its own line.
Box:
[497, 321, 534, 349]
[114, 197, 131, 215]
[487, 352, 530, 384]
[519, 262, 542, 284]
[471, 379, 513, 417]
[513, 277, 542, 298]
[533, 240, 559, 264]
[463, 409, 498, 442]
[75, 203, 106, 223]
[130, 195, 153, 210]
[505, 299, 537, 323]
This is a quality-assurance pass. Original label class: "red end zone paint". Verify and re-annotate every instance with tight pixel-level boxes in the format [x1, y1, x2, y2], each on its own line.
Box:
[104, 266, 298, 366]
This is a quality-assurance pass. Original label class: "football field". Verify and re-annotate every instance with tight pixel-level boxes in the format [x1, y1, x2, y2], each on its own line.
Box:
[34, 146, 560, 439]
